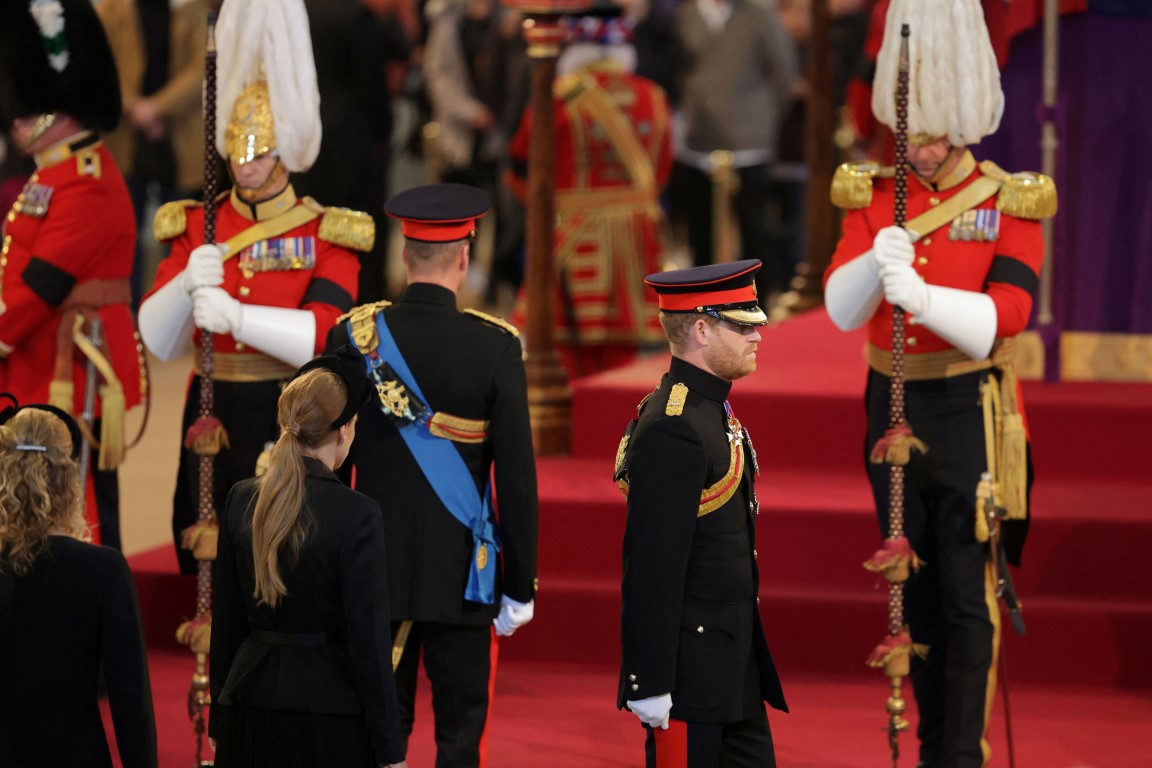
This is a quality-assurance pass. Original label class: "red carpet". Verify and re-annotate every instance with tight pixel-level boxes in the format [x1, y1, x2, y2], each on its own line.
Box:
[112, 650, 1152, 767]
[123, 309, 1152, 765]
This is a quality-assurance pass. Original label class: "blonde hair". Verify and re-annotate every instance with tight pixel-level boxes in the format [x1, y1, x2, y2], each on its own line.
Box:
[251, 368, 348, 607]
[0, 409, 87, 576]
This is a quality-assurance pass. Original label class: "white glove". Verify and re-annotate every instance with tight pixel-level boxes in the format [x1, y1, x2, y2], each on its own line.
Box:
[192, 287, 243, 334]
[493, 595, 534, 637]
[880, 264, 930, 317]
[871, 226, 916, 273]
[627, 693, 672, 730]
[179, 244, 227, 293]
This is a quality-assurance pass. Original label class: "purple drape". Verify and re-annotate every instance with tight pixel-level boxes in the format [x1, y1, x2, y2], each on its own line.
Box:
[976, 12, 1152, 348]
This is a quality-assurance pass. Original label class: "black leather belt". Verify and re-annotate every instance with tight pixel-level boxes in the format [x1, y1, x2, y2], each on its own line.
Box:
[250, 629, 336, 647]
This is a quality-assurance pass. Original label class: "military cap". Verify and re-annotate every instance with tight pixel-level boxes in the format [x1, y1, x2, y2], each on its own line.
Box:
[645, 259, 768, 327]
[0, 0, 122, 132]
[290, 347, 373, 430]
[385, 183, 490, 243]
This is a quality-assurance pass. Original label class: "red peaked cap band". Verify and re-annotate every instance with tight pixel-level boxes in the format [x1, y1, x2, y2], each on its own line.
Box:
[385, 182, 490, 243]
[644, 259, 761, 312]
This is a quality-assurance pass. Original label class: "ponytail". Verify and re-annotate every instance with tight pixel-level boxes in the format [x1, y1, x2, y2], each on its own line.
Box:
[250, 369, 347, 606]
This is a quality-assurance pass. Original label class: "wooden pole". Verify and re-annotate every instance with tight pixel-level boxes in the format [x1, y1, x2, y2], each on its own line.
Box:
[1037, 0, 1059, 326]
[514, 11, 578, 456]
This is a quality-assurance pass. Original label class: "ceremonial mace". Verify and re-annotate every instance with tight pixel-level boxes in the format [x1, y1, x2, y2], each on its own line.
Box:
[175, 8, 224, 766]
[861, 24, 925, 768]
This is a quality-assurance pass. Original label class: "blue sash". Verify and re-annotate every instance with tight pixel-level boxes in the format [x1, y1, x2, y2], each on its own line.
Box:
[349, 315, 499, 604]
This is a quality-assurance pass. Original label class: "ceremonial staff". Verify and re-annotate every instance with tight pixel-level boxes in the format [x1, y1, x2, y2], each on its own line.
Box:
[175, 8, 223, 766]
[861, 24, 925, 767]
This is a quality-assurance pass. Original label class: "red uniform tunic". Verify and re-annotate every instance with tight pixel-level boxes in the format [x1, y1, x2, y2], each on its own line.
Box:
[827, 151, 1044, 355]
[509, 61, 672, 376]
[0, 134, 142, 414]
[151, 185, 362, 361]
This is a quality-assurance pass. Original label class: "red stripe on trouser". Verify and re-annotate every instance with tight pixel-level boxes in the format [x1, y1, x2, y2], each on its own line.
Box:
[653, 720, 688, 768]
[479, 629, 499, 768]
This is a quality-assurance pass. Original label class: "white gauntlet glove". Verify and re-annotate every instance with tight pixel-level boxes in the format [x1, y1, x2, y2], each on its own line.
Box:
[871, 226, 916, 272]
[879, 263, 930, 317]
[192, 287, 243, 334]
[179, 244, 227, 294]
[627, 693, 672, 730]
[493, 595, 534, 637]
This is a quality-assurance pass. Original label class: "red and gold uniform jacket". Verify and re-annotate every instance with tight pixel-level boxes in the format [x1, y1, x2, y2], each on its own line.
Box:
[0, 133, 143, 416]
[150, 184, 368, 378]
[827, 150, 1056, 360]
[508, 61, 672, 352]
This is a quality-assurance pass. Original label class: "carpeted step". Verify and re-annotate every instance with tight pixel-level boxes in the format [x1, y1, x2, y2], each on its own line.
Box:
[501, 579, 1152, 688]
[535, 458, 1152, 602]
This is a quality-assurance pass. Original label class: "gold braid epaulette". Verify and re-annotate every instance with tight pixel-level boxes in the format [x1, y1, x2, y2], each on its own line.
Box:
[830, 162, 895, 210]
[152, 199, 203, 242]
[463, 308, 520, 337]
[306, 197, 376, 252]
[979, 160, 1058, 220]
[338, 301, 393, 355]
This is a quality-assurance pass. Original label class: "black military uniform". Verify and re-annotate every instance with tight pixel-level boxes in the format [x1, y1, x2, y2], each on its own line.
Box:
[323, 184, 538, 767]
[615, 260, 787, 768]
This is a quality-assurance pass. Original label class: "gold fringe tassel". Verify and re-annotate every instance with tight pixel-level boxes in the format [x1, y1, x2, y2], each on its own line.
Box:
[998, 365, 1028, 520]
[97, 382, 125, 470]
[48, 380, 74, 413]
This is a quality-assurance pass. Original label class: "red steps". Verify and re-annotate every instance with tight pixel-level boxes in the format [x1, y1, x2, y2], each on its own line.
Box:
[127, 310, 1152, 690]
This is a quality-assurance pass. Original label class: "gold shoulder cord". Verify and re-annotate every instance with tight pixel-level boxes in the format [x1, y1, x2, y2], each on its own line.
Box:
[337, 301, 393, 354]
[462, 308, 520, 337]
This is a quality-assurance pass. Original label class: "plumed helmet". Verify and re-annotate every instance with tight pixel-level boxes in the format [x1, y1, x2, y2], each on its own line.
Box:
[0, 0, 122, 133]
[871, 0, 1004, 148]
[215, 0, 321, 170]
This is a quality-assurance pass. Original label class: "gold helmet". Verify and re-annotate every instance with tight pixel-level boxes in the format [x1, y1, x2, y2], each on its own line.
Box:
[215, 0, 320, 171]
[224, 80, 276, 165]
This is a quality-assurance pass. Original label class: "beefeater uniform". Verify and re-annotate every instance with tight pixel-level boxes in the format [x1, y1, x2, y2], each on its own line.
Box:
[325, 183, 538, 767]
[507, 37, 672, 377]
[0, 0, 146, 546]
[615, 260, 787, 767]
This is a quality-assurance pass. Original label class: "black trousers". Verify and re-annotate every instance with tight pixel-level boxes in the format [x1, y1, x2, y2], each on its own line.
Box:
[865, 370, 999, 768]
[173, 377, 282, 574]
[393, 622, 493, 768]
[644, 705, 775, 768]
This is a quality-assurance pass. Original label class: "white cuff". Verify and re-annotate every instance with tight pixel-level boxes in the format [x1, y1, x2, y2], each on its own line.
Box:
[138, 276, 195, 361]
[234, 305, 317, 368]
[917, 286, 997, 360]
[825, 250, 883, 331]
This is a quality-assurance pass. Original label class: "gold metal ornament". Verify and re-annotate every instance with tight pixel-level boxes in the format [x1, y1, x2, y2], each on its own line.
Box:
[225, 80, 276, 165]
[476, 545, 489, 570]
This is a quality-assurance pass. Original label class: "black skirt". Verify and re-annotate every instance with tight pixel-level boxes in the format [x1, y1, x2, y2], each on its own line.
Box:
[212, 705, 376, 768]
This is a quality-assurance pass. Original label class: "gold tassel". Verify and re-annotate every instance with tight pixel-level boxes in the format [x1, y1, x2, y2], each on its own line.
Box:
[254, 441, 275, 477]
[974, 475, 994, 543]
[180, 520, 219, 561]
[184, 416, 230, 456]
[176, 615, 212, 654]
[48, 380, 74, 413]
[999, 366, 1028, 520]
[96, 382, 125, 470]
